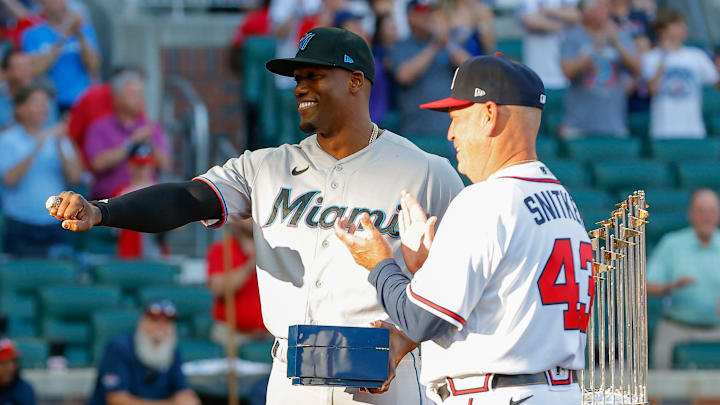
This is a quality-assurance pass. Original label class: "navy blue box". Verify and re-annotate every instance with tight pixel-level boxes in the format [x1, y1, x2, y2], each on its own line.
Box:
[287, 325, 390, 388]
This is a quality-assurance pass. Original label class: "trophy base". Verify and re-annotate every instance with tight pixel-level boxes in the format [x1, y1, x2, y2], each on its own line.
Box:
[582, 388, 648, 405]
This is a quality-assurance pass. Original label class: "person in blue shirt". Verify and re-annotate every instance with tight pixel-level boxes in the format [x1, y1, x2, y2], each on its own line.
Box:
[0, 338, 36, 405]
[88, 300, 200, 405]
[21, 0, 100, 112]
[0, 84, 82, 257]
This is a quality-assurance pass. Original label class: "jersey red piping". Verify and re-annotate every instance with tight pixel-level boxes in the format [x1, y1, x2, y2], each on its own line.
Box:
[192, 177, 227, 228]
[498, 176, 561, 184]
[408, 285, 466, 326]
[446, 375, 491, 395]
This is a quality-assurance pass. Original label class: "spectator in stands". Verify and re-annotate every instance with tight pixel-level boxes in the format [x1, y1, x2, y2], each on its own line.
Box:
[647, 189, 720, 369]
[560, 0, 640, 138]
[444, 0, 495, 56]
[333, 9, 367, 41]
[0, 0, 43, 49]
[369, 12, 397, 125]
[89, 300, 200, 405]
[84, 70, 170, 200]
[206, 218, 267, 346]
[643, 8, 719, 139]
[611, 0, 652, 114]
[0, 338, 35, 405]
[68, 66, 144, 165]
[519, 0, 581, 90]
[392, 0, 470, 136]
[0, 84, 81, 257]
[22, 0, 100, 112]
[0, 48, 59, 129]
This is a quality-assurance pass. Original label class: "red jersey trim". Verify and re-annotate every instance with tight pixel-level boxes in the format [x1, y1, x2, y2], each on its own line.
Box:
[498, 176, 561, 184]
[446, 375, 491, 395]
[408, 285, 466, 326]
[193, 177, 227, 229]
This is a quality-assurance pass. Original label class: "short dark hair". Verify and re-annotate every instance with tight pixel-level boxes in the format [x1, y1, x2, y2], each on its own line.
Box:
[1, 48, 23, 71]
[13, 84, 50, 107]
[653, 7, 685, 36]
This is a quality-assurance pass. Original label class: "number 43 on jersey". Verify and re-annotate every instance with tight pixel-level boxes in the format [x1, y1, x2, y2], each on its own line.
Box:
[537, 238, 595, 333]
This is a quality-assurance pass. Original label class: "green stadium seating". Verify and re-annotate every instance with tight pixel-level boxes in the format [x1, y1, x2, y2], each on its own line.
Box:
[407, 135, 454, 162]
[568, 188, 613, 210]
[65, 345, 90, 367]
[39, 285, 122, 319]
[91, 310, 141, 362]
[628, 112, 650, 138]
[543, 159, 590, 187]
[702, 86, 720, 122]
[673, 342, 720, 369]
[93, 261, 178, 296]
[579, 208, 610, 230]
[138, 285, 213, 322]
[676, 162, 720, 189]
[0, 260, 76, 293]
[242, 36, 277, 106]
[650, 139, 720, 162]
[647, 296, 663, 368]
[540, 112, 563, 138]
[592, 161, 673, 191]
[193, 314, 213, 340]
[238, 339, 274, 364]
[645, 211, 687, 245]
[536, 137, 558, 160]
[619, 188, 689, 212]
[496, 38, 523, 60]
[14, 338, 48, 369]
[7, 318, 36, 337]
[543, 88, 566, 116]
[0, 292, 35, 319]
[179, 339, 224, 362]
[566, 137, 642, 163]
[78, 226, 118, 255]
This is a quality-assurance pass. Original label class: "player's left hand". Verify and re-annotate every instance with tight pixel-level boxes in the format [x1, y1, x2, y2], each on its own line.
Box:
[398, 190, 437, 274]
[334, 213, 393, 270]
[363, 320, 419, 394]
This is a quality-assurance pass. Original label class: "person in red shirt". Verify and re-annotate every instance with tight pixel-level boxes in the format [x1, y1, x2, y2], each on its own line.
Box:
[206, 218, 267, 346]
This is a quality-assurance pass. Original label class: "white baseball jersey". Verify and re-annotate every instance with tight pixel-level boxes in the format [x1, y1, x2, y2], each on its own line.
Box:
[195, 131, 464, 338]
[408, 161, 592, 386]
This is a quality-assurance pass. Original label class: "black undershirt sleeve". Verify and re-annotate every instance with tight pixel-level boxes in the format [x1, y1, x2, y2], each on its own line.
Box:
[91, 180, 223, 233]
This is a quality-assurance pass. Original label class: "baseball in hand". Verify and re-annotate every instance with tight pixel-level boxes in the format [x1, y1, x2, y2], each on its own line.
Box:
[45, 196, 62, 210]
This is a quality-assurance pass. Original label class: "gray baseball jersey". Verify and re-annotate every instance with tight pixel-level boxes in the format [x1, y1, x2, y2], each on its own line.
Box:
[195, 131, 463, 338]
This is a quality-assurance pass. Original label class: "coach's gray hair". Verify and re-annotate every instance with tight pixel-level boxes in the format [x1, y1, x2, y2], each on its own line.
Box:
[111, 70, 144, 95]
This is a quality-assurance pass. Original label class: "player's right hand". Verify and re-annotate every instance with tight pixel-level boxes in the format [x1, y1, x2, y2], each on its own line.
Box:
[398, 190, 437, 274]
[46, 191, 102, 232]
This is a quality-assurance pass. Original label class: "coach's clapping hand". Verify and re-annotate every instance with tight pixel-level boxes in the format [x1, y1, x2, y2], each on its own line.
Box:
[46, 191, 102, 232]
[398, 190, 436, 275]
[334, 213, 393, 270]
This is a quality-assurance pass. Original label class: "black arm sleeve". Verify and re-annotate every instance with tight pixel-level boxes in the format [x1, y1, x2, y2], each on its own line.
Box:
[92, 180, 223, 233]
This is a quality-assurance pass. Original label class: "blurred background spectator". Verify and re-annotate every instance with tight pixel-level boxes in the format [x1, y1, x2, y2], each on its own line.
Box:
[643, 7, 719, 139]
[0, 338, 35, 405]
[84, 70, 169, 200]
[206, 219, 267, 347]
[392, 0, 470, 136]
[560, 0, 640, 138]
[444, 0, 495, 56]
[21, 0, 99, 113]
[647, 189, 720, 369]
[369, 12, 397, 125]
[519, 0, 581, 90]
[0, 84, 81, 257]
[0, 48, 58, 129]
[89, 299, 200, 405]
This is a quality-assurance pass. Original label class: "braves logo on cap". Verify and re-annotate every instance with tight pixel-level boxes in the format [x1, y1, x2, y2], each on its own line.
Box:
[298, 33, 316, 52]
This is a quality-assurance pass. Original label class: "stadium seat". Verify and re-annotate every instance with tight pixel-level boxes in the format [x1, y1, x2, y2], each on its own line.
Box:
[592, 161, 673, 191]
[91, 310, 141, 362]
[579, 208, 611, 231]
[536, 137, 558, 160]
[179, 339, 224, 362]
[406, 135, 455, 162]
[567, 188, 613, 210]
[65, 345, 90, 367]
[39, 285, 122, 319]
[0, 292, 35, 319]
[0, 260, 76, 293]
[673, 342, 720, 369]
[650, 139, 720, 162]
[543, 88, 566, 116]
[676, 162, 720, 189]
[14, 338, 48, 369]
[647, 296, 663, 368]
[138, 285, 213, 323]
[543, 159, 591, 187]
[645, 211, 687, 246]
[566, 137, 642, 163]
[702, 86, 720, 123]
[193, 314, 213, 339]
[238, 339, 274, 364]
[540, 112, 563, 138]
[628, 112, 650, 138]
[78, 226, 118, 255]
[93, 261, 178, 296]
[496, 38, 523, 60]
[6, 318, 36, 338]
[41, 317, 89, 345]
[618, 188, 689, 213]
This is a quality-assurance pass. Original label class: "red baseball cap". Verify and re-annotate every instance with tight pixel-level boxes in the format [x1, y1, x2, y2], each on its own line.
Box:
[0, 339, 18, 362]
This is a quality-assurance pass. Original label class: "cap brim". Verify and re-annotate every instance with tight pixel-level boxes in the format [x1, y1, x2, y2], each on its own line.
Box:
[419, 97, 473, 112]
[266, 57, 337, 77]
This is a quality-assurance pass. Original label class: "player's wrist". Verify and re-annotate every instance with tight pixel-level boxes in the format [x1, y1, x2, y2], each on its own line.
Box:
[88, 200, 107, 226]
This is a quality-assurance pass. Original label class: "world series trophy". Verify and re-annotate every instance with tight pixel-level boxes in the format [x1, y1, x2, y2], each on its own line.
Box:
[581, 191, 650, 405]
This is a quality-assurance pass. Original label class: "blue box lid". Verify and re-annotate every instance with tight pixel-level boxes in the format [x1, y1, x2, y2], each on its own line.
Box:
[288, 325, 390, 349]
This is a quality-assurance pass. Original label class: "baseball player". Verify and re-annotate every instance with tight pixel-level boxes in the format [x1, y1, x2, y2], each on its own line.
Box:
[47, 27, 464, 405]
[335, 55, 592, 404]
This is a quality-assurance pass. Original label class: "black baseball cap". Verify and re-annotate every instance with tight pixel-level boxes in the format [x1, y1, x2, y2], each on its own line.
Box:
[420, 55, 546, 112]
[266, 27, 375, 83]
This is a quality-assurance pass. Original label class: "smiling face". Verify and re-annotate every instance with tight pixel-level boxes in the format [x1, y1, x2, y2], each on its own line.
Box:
[293, 65, 353, 134]
[447, 103, 493, 182]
